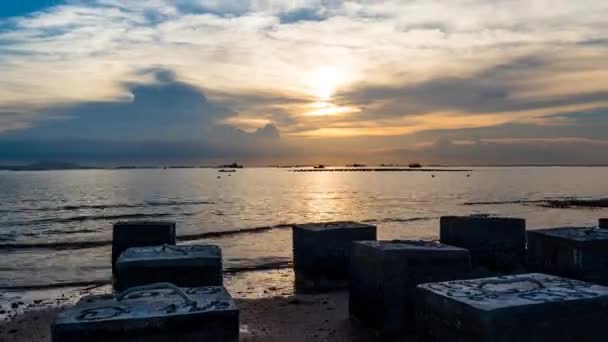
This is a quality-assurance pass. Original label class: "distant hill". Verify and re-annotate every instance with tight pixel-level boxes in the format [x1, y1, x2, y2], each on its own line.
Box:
[0, 161, 94, 171]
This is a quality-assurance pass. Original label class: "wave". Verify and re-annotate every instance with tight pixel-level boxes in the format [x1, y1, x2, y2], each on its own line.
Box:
[224, 257, 292, 273]
[0, 216, 434, 251]
[0, 224, 288, 251]
[8, 211, 205, 227]
[12, 212, 175, 226]
[0, 240, 113, 251]
[0, 259, 292, 290]
[145, 200, 214, 207]
[0, 280, 111, 291]
[464, 197, 608, 208]
[0, 199, 215, 214]
[463, 200, 545, 205]
[362, 216, 433, 224]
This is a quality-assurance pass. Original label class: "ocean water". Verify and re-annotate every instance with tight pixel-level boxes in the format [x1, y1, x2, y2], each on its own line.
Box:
[0, 167, 607, 289]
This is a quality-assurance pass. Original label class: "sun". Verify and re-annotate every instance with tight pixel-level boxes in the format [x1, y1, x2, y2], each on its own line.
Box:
[306, 67, 340, 101]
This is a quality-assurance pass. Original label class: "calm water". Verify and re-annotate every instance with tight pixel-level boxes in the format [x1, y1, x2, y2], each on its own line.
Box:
[0, 167, 607, 288]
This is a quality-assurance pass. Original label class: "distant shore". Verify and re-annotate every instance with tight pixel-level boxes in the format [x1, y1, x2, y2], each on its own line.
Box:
[2, 162, 608, 171]
[291, 168, 471, 172]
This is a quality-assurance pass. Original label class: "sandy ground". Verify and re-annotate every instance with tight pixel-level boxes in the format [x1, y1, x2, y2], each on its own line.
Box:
[0, 292, 385, 342]
[0, 269, 402, 342]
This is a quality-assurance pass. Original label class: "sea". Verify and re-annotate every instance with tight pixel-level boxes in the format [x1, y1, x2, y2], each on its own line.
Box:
[0, 167, 607, 289]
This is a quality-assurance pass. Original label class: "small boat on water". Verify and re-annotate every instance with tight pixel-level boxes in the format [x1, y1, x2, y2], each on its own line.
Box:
[313, 164, 326, 169]
[409, 163, 422, 168]
[218, 169, 236, 173]
[220, 162, 243, 169]
[347, 163, 366, 167]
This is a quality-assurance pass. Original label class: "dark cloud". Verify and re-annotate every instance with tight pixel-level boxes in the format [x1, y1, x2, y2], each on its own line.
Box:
[4, 68, 252, 141]
[0, 68, 283, 164]
[405, 109, 608, 143]
[341, 56, 608, 120]
[393, 138, 608, 165]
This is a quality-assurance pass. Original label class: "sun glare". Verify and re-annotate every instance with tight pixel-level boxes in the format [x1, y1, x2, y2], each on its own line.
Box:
[307, 67, 340, 101]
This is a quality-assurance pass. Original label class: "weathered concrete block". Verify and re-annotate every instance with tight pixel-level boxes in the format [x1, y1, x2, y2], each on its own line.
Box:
[292, 221, 376, 292]
[111, 221, 176, 276]
[416, 273, 608, 342]
[600, 218, 608, 229]
[527, 227, 608, 285]
[52, 284, 238, 342]
[115, 244, 223, 291]
[440, 216, 526, 272]
[349, 240, 471, 336]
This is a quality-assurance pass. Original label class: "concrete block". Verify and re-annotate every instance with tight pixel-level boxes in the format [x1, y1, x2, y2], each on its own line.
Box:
[292, 221, 376, 292]
[440, 216, 526, 272]
[349, 240, 471, 336]
[52, 284, 238, 342]
[111, 221, 176, 276]
[600, 218, 608, 229]
[527, 227, 608, 285]
[416, 273, 608, 342]
[115, 244, 223, 291]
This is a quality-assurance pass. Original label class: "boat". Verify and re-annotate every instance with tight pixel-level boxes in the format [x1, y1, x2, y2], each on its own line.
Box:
[313, 164, 326, 169]
[218, 169, 236, 173]
[220, 162, 243, 169]
[347, 163, 366, 167]
[408, 163, 422, 168]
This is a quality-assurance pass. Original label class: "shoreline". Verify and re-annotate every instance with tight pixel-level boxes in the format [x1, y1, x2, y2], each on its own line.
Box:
[0, 268, 386, 342]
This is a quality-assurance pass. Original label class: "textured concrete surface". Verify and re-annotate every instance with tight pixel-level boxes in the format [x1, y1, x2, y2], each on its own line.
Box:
[292, 221, 376, 293]
[350, 240, 471, 336]
[52, 285, 238, 342]
[115, 244, 223, 291]
[528, 227, 608, 285]
[440, 216, 526, 272]
[416, 273, 608, 341]
[111, 221, 176, 277]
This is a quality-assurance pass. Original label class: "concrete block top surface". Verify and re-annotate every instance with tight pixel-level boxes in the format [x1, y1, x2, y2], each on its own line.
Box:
[529, 227, 608, 242]
[117, 244, 221, 266]
[418, 273, 608, 311]
[54, 285, 236, 327]
[294, 221, 376, 232]
[355, 240, 468, 253]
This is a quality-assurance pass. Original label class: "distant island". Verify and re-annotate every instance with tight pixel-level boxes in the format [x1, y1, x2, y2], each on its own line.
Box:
[0, 161, 95, 171]
[220, 162, 244, 169]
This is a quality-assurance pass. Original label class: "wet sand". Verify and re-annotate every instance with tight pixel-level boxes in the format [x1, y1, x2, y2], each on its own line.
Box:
[0, 269, 390, 342]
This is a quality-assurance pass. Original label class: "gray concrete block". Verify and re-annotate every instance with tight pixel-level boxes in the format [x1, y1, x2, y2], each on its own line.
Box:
[349, 240, 471, 336]
[416, 273, 608, 342]
[52, 284, 238, 342]
[111, 221, 176, 276]
[115, 244, 223, 291]
[440, 216, 526, 272]
[527, 227, 608, 285]
[600, 218, 608, 229]
[292, 221, 376, 292]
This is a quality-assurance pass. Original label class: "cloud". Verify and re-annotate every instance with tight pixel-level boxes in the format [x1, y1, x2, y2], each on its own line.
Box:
[341, 56, 608, 120]
[1, 0, 608, 164]
[3, 68, 233, 139]
[0, 68, 282, 163]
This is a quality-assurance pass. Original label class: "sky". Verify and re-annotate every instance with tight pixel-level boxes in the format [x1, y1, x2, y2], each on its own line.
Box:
[0, 0, 607, 165]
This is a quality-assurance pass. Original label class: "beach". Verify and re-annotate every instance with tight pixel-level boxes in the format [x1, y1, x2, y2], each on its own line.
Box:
[0, 269, 382, 342]
[1, 167, 608, 340]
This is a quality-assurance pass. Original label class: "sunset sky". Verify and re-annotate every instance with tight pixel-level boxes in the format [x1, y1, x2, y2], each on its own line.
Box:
[1, 0, 607, 165]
